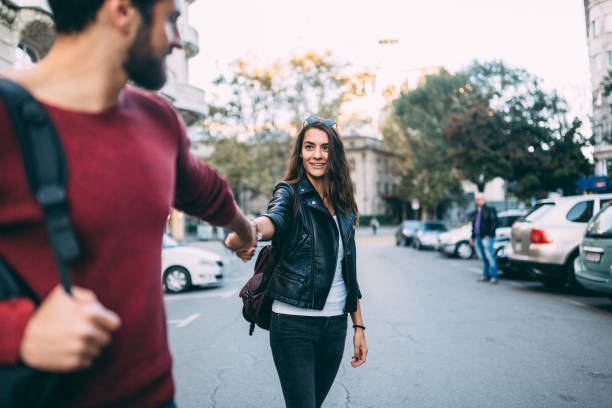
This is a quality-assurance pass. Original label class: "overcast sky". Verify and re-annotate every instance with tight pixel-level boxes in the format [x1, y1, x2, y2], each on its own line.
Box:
[188, 0, 592, 127]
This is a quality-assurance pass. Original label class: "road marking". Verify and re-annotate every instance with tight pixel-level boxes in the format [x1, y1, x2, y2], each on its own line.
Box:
[164, 289, 238, 301]
[167, 313, 200, 327]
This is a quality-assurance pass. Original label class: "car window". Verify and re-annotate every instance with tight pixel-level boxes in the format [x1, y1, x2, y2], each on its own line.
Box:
[402, 221, 420, 229]
[497, 215, 521, 228]
[523, 203, 555, 222]
[566, 200, 594, 223]
[424, 223, 446, 231]
[586, 204, 612, 237]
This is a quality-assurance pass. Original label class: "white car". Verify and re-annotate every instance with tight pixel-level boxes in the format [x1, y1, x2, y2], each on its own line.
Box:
[162, 235, 224, 293]
[437, 210, 526, 260]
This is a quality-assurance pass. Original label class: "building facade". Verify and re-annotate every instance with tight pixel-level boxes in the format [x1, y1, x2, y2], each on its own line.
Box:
[585, 0, 612, 175]
[344, 134, 402, 221]
[0, 1, 54, 70]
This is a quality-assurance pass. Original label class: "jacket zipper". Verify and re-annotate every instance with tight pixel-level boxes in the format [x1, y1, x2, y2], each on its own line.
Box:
[339, 216, 350, 313]
[307, 207, 316, 308]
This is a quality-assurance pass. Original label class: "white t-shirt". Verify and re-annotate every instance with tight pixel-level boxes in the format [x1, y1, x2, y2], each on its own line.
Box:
[272, 215, 347, 316]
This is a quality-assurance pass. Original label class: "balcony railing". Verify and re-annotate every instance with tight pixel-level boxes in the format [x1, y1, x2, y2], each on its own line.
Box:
[182, 25, 199, 59]
[161, 81, 207, 126]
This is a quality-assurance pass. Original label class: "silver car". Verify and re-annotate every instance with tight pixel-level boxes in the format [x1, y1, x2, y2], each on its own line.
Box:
[437, 210, 526, 260]
[506, 194, 612, 288]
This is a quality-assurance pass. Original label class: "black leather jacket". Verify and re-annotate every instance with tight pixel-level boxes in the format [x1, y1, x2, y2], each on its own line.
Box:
[471, 204, 498, 238]
[263, 177, 362, 313]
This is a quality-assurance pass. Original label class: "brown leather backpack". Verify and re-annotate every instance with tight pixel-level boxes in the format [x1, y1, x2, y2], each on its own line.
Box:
[239, 184, 299, 335]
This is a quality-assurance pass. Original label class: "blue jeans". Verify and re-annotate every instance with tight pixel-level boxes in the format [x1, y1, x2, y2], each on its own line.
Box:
[474, 236, 498, 279]
[159, 400, 177, 408]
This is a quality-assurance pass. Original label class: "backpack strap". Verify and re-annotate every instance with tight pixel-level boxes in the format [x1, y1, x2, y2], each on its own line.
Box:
[0, 79, 80, 294]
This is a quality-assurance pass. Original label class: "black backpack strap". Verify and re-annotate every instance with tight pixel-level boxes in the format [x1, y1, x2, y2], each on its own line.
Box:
[0, 79, 79, 294]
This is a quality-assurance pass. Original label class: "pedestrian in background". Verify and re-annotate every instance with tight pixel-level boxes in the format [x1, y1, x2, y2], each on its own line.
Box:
[226, 117, 368, 408]
[470, 193, 499, 284]
[370, 217, 380, 235]
[0, 0, 256, 406]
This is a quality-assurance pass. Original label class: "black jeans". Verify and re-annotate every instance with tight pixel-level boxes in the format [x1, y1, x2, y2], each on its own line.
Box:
[270, 312, 347, 408]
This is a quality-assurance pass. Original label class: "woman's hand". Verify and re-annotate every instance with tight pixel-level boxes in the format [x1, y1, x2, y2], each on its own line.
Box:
[351, 328, 368, 368]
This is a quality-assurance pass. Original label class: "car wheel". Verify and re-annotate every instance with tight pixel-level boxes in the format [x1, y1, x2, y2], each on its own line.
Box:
[565, 254, 584, 291]
[164, 266, 192, 293]
[455, 241, 473, 260]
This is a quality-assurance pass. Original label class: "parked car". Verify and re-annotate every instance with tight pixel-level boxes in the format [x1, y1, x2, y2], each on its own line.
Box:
[575, 202, 612, 299]
[162, 235, 224, 293]
[436, 224, 474, 259]
[506, 194, 612, 288]
[395, 220, 422, 246]
[437, 210, 527, 261]
[412, 221, 447, 250]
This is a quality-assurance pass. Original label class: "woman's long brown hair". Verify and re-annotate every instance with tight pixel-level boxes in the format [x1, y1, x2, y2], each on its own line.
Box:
[283, 121, 359, 223]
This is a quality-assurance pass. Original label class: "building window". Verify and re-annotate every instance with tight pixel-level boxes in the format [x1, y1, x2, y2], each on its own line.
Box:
[594, 18, 602, 38]
[384, 183, 389, 194]
[608, 51, 612, 67]
[606, 14, 612, 32]
[597, 89, 604, 106]
[377, 182, 381, 194]
[595, 125, 603, 144]
[592, 54, 603, 71]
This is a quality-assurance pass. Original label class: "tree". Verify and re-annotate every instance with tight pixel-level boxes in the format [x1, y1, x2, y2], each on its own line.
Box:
[445, 102, 510, 192]
[446, 61, 593, 199]
[386, 69, 467, 218]
[202, 51, 373, 211]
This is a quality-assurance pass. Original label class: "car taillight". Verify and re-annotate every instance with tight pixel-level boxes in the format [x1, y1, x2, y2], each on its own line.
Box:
[531, 229, 552, 244]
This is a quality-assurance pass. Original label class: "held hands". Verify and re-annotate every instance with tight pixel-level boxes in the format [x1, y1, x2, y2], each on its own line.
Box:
[351, 328, 368, 368]
[19, 285, 121, 372]
[224, 221, 257, 262]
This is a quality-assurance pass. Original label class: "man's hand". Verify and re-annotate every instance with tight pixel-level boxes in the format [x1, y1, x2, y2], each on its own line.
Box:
[224, 225, 256, 262]
[469, 238, 474, 246]
[351, 328, 368, 368]
[19, 285, 121, 372]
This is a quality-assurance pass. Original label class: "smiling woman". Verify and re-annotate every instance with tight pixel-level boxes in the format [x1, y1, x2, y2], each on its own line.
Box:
[225, 117, 367, 408]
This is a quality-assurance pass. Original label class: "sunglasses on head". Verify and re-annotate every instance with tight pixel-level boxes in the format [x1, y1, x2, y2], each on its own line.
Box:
[304, 116, 336, 128]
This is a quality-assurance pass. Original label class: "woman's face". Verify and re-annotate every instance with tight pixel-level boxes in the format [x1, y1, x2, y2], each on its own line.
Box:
[301, 128, 329, 180]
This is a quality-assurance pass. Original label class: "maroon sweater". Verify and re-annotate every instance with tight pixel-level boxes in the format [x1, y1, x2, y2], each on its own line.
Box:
[0, 87, 237, 407]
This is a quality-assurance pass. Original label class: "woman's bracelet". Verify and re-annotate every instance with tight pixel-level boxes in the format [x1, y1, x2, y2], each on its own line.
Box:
[353, 324, 366, 331]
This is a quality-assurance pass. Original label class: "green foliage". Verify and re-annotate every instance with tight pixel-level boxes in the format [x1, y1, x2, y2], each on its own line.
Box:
[386, 60, 593, 215]
[385, 69, 465, 217]
[453, 61, 592, 199]
[358, 214, 394, 226]
[203, 51, 372, 210]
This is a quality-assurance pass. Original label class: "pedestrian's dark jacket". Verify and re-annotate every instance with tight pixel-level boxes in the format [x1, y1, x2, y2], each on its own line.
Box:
[471, 204, 498, 238]
[263, 177, 362, 313]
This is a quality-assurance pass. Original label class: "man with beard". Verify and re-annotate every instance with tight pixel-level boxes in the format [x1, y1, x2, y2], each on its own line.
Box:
[0, 0, 256, 406]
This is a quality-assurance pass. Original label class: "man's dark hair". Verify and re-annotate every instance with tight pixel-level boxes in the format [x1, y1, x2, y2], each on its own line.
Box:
[48, 0, 157, 34]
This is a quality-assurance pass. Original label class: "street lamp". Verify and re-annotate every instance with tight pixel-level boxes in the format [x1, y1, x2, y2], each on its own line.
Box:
[378, 39, 399, 45]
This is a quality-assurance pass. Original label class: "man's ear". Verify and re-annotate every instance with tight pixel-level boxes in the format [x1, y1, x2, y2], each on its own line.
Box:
[100, 0, 141, 36]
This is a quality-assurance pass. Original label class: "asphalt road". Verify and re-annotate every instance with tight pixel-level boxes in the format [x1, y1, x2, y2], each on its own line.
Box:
[165, 230, 612, 408]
